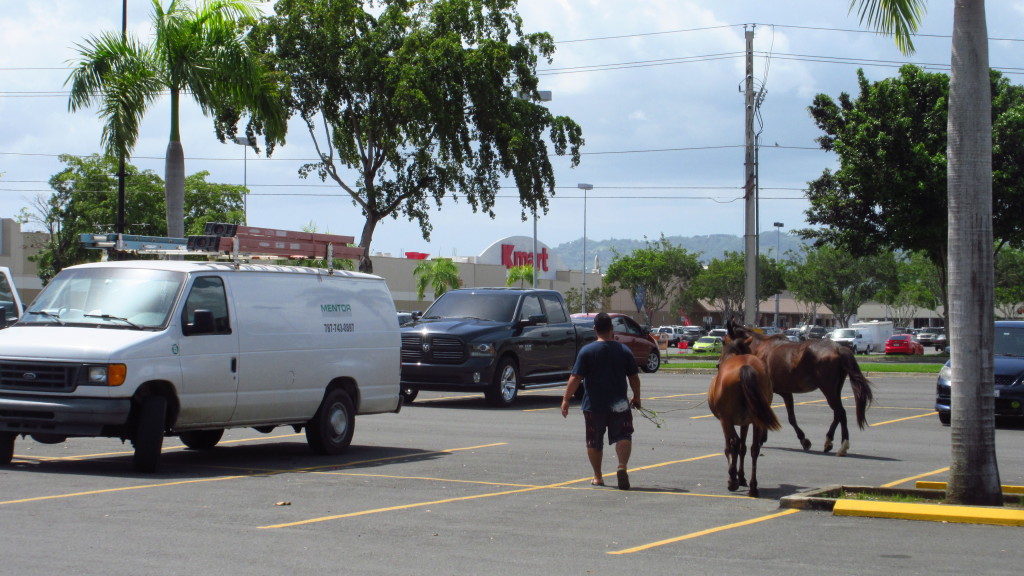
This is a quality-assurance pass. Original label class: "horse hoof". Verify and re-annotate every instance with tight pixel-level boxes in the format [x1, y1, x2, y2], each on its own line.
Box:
[837, 440, 850, 457]
[823, 438, 833, 452]
[739, 479, 748, 487]
[749, 488, 759, 498]
[728, 481, 739, 492]
[800, 438, 812, 451]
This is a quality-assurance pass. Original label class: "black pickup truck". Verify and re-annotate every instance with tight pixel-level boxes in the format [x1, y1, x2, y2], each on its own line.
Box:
[399, 288, 596, 406]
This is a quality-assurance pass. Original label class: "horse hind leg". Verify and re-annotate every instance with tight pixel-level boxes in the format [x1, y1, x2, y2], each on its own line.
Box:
[780, 393, 812, 450]
[736, 424, 749, 487]
[748, 425, 765, 498]
[822, 388, 851, 456]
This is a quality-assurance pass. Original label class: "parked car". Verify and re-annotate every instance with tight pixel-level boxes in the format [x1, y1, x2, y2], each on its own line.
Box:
[783, 328, 803, 342]
[758, 326, 783, 336]
[573, 313, 661, 373]
[708, 328, 728, 340]
[679, 325, 707, 345]
[935, 320, 1024, 425]
[829, 328, 868, 354]
[799, 325, 829, 339]
[917, 328, 944, 348]
[692, 335, 724, 354]
[933, 332, 948, 351]
[885, 334, 924, 355]
[656, 325, 682, 346]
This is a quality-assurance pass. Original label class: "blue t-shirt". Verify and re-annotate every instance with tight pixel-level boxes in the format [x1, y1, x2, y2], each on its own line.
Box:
[572, 340, 639, 412]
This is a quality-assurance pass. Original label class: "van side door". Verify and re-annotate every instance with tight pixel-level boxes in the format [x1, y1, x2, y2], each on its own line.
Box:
[175, 275, 240, 426]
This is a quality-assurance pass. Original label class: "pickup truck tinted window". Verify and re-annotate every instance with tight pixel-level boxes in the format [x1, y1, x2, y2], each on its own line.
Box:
[540, 293, 567, 323]
[422, 291, 519, 322]
[519, 295, 542, 321]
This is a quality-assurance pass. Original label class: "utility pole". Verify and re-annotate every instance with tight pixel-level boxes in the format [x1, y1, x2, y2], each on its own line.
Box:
[743, 26, 758, 327]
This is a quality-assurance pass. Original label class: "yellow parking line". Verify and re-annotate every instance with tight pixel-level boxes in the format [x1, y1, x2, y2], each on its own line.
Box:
[0, 475, 249, 506]
[608, 509, 801, 554]
[1, 442, 508, 507]
[869, 412, 935, 427]
[260, 476, 589, 529]
[882, 467, 950, 488]
[261, 453, 723, 529]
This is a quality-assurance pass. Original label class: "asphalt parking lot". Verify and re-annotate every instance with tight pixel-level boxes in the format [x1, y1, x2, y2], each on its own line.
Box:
[2, 372, 1021, 576]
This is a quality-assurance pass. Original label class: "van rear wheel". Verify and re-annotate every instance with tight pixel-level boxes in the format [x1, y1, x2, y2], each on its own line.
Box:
[306, 389, 355, 455]
[0, 432, 15, 465]
[179, 429, 224, 450]
[132, 396, 167, 473]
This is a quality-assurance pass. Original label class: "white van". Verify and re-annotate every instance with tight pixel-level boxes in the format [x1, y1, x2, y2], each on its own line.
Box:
[0, 260, 401, 472]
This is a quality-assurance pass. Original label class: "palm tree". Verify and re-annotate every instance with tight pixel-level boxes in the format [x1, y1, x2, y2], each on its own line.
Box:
[505, 265, 534, 288]
[66, 0, 286, 240]
[852, 0, 1001, 505]
[414, 259, 462, 301]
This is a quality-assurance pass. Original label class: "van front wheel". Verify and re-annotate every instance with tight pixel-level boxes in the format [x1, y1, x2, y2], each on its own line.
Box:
[306, 389, 355, 455]
[0, 432, 15, 465]
[132, 396, 167, 473]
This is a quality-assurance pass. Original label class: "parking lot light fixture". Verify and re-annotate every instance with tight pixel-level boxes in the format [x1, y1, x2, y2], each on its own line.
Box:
[577, 183, 593, 313]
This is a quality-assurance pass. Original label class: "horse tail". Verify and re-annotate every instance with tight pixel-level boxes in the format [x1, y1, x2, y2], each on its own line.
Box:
[740, 364, 781, 431]
[839, 346, 874, 429]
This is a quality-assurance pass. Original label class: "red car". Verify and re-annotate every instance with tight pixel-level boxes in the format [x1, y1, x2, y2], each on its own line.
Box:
[571, 313, 661, 373]
[885, 334, 924, 355]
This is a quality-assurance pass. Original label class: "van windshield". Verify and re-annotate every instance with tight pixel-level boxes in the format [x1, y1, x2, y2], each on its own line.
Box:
[22, 267, 185, 330]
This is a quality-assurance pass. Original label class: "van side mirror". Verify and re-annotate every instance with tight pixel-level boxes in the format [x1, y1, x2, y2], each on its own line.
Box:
[185, 309, 216, 335]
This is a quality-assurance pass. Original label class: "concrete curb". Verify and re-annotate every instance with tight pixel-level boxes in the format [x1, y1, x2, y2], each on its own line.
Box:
[832, 498, 1024, 526]
[780, 484, 1024, 527]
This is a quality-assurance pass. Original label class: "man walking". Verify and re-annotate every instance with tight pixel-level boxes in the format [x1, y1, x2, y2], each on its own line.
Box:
[561, 312, 642, 489]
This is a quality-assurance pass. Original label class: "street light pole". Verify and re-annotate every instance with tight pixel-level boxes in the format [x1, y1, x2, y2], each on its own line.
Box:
[233, 136, 254, 225]
[773, 221, 784, 327]
[578, 183, 593, 313]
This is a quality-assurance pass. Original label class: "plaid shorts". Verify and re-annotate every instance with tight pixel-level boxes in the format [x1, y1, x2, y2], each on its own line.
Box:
[583, 409, 634, 450]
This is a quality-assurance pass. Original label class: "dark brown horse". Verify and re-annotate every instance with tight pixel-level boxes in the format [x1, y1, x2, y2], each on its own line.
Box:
[708, 335, 781, 497]
[727, 318, 873, 456]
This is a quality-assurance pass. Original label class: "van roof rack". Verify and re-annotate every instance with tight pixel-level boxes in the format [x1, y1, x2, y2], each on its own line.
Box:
[80, 223, 364, 274]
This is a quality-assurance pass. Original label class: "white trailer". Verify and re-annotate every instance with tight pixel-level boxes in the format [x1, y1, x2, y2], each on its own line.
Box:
[850, 321, 896, 353]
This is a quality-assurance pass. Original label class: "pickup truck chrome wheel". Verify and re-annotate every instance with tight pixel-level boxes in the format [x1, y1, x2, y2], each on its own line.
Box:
[486, 358, 519, 407]
[306, 389, 355, 455]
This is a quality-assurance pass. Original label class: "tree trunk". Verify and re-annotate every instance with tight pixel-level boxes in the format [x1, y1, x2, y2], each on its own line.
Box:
[357, 216, 379, 274]
[946, 0, 1001, 506]
[165, 140, 185, 240]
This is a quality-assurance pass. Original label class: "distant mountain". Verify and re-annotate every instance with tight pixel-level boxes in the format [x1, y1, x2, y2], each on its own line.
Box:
[551, 231, 810, 270]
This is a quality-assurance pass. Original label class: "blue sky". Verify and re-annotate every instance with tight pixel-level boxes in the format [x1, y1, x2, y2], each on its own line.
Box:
[2, 1, 1023, 260]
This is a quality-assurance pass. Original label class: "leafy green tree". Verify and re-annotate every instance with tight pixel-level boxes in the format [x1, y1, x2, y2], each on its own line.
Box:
[995, 247, 1024, 319]
[691, 251, 784, 324]
[505, 265, 533, 288]
[19, 154, 245, 283]
[414, 258, 462, 301]
[603, 237, 703, 325]
[66, 0, 287, 240]
[252, 0, 584, 273]
[803, 65, 1024, 326]
[785, 246, 896, 328]
[873, 251, 942, 328]
[563, 286, 610, 317]
[851, 0, 1001, 505]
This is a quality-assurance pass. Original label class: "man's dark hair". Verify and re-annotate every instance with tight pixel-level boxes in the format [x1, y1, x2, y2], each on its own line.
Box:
[594, 312, 613, 333]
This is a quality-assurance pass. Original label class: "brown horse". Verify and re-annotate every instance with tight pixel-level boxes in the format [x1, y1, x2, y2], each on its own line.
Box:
[727, 318, 873, 456]
[708, 335, 781, 497]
